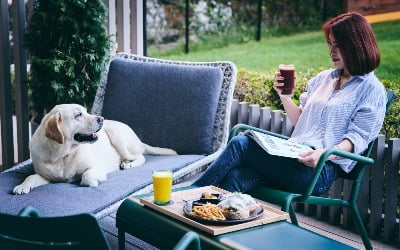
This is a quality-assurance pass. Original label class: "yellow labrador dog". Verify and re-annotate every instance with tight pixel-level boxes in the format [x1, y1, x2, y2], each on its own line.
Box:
[13, 104, 177, 194]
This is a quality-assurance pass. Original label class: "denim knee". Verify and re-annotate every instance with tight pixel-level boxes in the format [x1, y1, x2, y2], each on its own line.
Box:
[312, 163, 340, 195]
[229, 135, 251, 152]
[219, 167, 265, 193]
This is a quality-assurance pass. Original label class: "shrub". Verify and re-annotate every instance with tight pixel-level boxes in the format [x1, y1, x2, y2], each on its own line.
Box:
[235, 68, 399, 138]
[262, 0, 341, 28]
[381, 80, 400, 138]
[26, 0, 110, 122]
[234, 68, 321, 109]
[234, 69, 276, 108]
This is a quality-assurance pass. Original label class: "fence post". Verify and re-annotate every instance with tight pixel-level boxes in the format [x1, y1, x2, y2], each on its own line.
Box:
[383, 138, 400, 243]
[142, 0, 147, 55]
[369, 135, 386, 238]
[270, 110, 282, 133]
[103, 0, 116, 48]
[328, 178, 343, 224]
[248, 104, 260, 127]
[281, 113, 293, 136]
[238, 102, 249, 124]
[255, 0, 262, 41]
[0, 0, 14, 170]
[12, 0, 30, 162]
[342, 180, 353, 229]
[185, 0, 189, 53]
[116, 0, 130, 52]
[230, 99, 238, 130]
[259, 107, 271, 130]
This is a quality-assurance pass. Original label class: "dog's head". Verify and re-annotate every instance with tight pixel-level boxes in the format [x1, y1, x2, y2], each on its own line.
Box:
[43, 104, 104, 144]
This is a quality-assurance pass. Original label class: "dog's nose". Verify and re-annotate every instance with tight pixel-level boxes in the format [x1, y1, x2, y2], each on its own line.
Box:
[97, 116, 104, 123]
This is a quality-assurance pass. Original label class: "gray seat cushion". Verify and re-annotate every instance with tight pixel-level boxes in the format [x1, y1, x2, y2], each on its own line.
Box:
[0, 155, 204, 217]
[102, 58, 223, 155]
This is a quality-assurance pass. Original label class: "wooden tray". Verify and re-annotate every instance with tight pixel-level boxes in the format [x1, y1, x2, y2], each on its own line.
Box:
[139, 186, 289, 235]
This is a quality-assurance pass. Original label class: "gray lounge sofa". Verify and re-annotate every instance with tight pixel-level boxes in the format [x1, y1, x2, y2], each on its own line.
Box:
[0, 53, 237, 218]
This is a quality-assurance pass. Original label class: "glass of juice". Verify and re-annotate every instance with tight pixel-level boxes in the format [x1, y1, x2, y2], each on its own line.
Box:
[278, 64, 295, 95]
[152, 170, 173, 205]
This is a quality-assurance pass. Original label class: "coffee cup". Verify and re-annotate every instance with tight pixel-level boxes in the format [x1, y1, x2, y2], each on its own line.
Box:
[278, 64, 295, 95]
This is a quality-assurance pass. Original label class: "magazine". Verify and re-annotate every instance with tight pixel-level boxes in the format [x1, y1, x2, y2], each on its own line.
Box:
[244, 130, 313, 158]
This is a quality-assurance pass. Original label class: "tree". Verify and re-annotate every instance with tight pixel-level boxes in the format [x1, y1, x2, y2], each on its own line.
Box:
[26, 0, 110, 122]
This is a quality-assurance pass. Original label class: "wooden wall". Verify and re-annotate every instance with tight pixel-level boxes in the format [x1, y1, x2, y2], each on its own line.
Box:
[344, 0, 400, 15]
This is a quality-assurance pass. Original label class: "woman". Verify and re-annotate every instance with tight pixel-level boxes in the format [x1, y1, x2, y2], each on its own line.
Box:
[193, 12, 387, 195]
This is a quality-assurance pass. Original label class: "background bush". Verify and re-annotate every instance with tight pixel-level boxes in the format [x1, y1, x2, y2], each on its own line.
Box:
[235, 68, 399, 138]
[234, 68, 321, 109]
[381, 80, 400, 138]
[261, 0, 340, 28]
[26, 0, 110, 122]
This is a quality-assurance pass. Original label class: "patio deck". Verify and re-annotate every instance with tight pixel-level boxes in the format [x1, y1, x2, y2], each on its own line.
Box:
[99, 174, 398, 250]
[1, 127, 398, 249]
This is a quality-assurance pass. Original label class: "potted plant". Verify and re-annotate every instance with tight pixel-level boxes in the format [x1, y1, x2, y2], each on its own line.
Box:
[26, 0, 110, 123]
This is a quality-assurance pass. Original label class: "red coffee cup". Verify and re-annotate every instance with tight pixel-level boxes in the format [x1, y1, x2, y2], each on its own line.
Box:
[278, 64, 295, 95]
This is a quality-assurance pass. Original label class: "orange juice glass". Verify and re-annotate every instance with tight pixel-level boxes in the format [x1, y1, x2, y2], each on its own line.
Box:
[152, 171, 173, 205]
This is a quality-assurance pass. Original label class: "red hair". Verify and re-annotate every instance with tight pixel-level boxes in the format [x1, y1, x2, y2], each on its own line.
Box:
[323, 12, 380, 75]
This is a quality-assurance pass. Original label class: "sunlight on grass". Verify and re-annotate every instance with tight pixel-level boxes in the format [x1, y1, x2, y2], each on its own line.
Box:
[154, 31, 331, 73]
[154, 21, 400, 81]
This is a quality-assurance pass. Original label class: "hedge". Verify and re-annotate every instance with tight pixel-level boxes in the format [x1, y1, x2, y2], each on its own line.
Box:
[234, 68, 399, 139]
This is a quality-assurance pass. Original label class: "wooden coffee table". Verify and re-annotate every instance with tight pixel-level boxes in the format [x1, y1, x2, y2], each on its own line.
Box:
[116, 186, 355, 249]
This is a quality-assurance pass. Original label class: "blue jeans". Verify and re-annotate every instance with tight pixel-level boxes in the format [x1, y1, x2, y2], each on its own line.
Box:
[194, 135, 339, 195]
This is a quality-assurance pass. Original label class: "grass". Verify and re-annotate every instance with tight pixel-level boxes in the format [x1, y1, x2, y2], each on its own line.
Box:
[149, 20, 400, 82]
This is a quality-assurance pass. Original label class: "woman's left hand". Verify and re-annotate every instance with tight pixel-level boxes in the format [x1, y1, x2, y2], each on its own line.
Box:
[298, 149, 326, 168]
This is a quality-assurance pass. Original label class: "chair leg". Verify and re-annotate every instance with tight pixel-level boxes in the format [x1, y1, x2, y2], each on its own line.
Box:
[288, 203, 299, 226]
[282, 197, 299, 226]
[118, 229, 125, 250]
[350, 205, 372, 250]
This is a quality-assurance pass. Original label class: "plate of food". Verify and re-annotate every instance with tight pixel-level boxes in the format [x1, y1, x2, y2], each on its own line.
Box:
[183, 192, 264, 225]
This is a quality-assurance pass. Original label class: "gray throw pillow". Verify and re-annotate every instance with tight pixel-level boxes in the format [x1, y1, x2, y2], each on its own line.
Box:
[102, 58, 223, 155]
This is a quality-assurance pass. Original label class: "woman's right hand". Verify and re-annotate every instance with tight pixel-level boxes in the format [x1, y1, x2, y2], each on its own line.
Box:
[273, 71, 285, 95]
[274, 71, 296, 98]
[273, 71, 301, 125]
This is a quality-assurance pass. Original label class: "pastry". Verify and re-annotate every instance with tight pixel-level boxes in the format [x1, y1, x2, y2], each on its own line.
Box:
[217, 192, 258, 219]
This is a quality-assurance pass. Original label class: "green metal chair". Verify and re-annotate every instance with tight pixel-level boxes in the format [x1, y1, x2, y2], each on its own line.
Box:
[0, 206, 201, 250]
[173, 231, 201, 250]
[228, 90, 395, 250]
[0, 206, 111, 250]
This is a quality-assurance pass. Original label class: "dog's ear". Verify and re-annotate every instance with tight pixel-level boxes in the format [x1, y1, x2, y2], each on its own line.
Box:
[45, 112, 64, 144]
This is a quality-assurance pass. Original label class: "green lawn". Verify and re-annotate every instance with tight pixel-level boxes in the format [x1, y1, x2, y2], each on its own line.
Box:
[151, 20, 400, 82]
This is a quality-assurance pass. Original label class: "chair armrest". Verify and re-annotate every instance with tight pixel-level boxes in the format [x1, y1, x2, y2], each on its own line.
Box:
[173, 231, 201, 250]
[304, 147, 374, 196]
[18, 206, 40, 217]
[229, 124, 290, 141]
[320, 148, 375, 164]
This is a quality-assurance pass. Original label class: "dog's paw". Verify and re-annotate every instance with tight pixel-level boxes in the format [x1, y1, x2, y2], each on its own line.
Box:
[120, 160, 142, 169]
[13, 184, 32, 195]
[80, 178, 99, 187]
[167, 149, 178, 155]
[120, 160, 133, 169]
[80, 173, 99, 187]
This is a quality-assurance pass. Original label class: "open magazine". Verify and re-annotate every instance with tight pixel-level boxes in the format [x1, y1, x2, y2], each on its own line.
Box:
[244, 130, 313, 158]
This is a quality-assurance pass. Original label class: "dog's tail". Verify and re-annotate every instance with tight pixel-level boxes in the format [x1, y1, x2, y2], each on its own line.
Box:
[143, 143, 178, 155]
